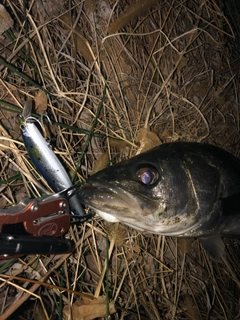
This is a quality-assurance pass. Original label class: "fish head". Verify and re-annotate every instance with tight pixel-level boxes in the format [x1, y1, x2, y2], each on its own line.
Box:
[79, 146, 203, 235]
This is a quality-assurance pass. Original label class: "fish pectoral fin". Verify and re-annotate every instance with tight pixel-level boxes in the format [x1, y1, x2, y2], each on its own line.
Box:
[199, 236, 225, 262]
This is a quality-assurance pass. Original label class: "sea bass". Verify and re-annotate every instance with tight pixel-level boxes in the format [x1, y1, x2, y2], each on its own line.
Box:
[78, 142, 240, 261]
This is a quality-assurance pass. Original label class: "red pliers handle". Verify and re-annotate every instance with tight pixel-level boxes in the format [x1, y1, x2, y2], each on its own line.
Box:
[0, 189, 92, 259]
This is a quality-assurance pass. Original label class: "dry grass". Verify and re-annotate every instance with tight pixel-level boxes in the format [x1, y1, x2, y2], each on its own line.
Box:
[0, 0, 240, 319]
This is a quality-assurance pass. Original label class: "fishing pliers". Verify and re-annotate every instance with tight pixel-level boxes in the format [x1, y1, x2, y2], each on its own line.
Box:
[0, 188, 92, 259]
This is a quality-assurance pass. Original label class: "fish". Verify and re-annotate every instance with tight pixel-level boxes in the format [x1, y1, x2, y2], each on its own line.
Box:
[20, 116, 85, 216]
[77, 142, 240, 261]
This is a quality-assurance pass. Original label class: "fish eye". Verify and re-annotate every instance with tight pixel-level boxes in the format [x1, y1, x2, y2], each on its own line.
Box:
[137, 167, 159, 185]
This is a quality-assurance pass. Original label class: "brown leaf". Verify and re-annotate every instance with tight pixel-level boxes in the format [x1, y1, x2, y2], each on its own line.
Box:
[144, 253, 155, 277]
[182, 295, 201, 320]
[135, 128, 161, 154]
[85, 0, 96, 12]
[0, 4, 13, 35]
[91, 152, 109, 175]
[0, 185, 8, 208]
[178, 238, 195, 255]
[0, 136, 10, 150]
[63, 295, 116, 320]
[59, 14, 94, 62]
[160, 129, 179, 143]
[108, 0, 159, 33]
[32, 0, 65, 22]
[15, 188, 28, 203]
[34, 91, 48, 114]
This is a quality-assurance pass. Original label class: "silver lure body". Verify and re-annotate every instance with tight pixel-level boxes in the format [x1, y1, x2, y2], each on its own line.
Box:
[20, 117, 85, 216]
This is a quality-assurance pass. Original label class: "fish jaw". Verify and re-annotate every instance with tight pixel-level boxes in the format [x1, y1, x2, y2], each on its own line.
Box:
[79, 182, 157, 219]
[78, 181, 200, 235]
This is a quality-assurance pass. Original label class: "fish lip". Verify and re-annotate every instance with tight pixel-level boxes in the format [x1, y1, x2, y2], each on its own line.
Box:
[80, 182, 118, 198]
[79, 180, 146, 215]
[80, 181, 153, 227]
[79, 181, 201, 236]
[92, 184, 117, 194]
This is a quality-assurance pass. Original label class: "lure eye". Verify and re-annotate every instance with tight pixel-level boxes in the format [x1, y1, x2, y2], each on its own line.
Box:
[137, 167, 159, 185]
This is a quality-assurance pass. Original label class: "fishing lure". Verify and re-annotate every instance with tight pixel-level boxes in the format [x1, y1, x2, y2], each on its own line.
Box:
[20, 116, 85, 217]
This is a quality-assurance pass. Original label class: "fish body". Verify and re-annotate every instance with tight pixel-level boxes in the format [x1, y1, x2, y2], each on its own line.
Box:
[20, 117, 85, 216]
[78, 142, 240, 260]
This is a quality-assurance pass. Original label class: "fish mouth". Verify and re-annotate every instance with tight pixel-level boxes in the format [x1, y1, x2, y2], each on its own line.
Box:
[79, 182, 149, 215]
[78, 181, 161, 229]
[78, 182, 200, 235]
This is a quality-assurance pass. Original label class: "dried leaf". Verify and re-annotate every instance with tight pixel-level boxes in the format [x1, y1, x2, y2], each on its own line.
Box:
[160, 129, 179, 143]
[91, 152, 109, 175]
[178, 238, 195, 255]
[107, 223, 128, 247]
[0, 5, 13, 35]
[177, 55, 189, 78]
[63, 295, 116, 320]
[0, 126, 17, 150]
[135, 128, 161, 154]
[32, 0, 65, 22]
[32, 303, 45, 320]
[0, 189, 8, 208]
[108, 0, 159, 33]
[0, 84, 21, 119]
[34, 90, 48, 114]
[183, 295, 201, 320]
[15, 188, 28, 203]
[144, 253, 155, 276]
[6, 263, 41, 280]
[0, 136, 10, 150]
[177, 55, 189, 71]
[60, 14, 94, 62]
[109, 138, 128, 151]
[85, 0, 96, 13]
[85, 254, 101, 282]
[22, 99, 33, 119]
